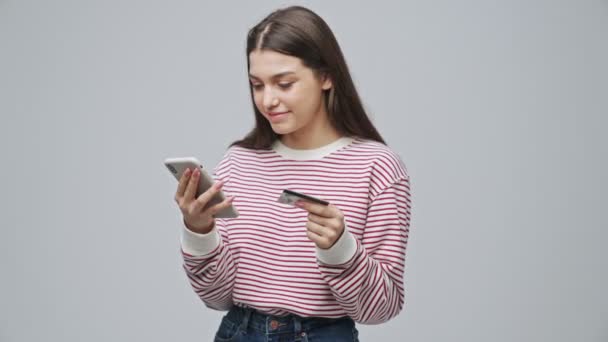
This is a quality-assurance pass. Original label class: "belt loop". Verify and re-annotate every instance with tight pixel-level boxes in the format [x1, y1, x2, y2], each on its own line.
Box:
[240, 307, 252, 332]
[293, 315, 304, 341]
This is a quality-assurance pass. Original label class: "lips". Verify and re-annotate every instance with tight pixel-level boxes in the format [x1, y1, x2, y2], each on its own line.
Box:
[267, 111, 290, 123]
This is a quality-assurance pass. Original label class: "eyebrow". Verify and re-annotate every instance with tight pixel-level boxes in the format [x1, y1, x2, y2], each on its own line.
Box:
[248, 71, 296, 81]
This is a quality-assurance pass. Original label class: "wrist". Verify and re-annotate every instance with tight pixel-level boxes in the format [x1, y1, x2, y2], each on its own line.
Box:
[183, 219, 215, 234]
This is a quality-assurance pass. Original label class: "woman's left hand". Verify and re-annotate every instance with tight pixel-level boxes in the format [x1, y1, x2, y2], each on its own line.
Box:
[295, 200, 345, 249]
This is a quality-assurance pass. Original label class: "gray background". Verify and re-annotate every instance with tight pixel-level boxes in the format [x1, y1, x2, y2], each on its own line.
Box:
[1, 0, 607, 341]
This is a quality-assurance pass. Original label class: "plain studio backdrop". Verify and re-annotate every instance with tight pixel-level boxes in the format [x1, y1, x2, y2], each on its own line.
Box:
[1, 0, 606, 341]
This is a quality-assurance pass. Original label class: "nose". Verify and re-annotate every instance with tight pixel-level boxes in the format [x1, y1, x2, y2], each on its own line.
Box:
[262, 87, 279, 111]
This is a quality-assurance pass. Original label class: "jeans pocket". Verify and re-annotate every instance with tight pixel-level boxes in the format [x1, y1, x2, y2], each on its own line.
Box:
[213, 315, 241, 342]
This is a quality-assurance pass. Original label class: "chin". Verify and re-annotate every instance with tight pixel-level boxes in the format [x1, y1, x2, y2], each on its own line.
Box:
[270, 123, 296, 135]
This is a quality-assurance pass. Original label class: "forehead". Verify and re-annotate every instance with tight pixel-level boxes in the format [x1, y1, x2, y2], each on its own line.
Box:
[248, 49, 306, 78]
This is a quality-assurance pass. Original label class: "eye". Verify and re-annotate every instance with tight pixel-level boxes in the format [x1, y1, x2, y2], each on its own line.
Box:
[278, 82, 293, 90]
[251, 83, 263, 91]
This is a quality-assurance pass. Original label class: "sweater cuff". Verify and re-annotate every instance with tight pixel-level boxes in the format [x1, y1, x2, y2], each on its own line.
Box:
[316, 228, 357, 265]
[180, 225, 221, 256]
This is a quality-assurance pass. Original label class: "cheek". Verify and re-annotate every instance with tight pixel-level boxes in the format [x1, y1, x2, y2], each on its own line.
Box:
[252, 92, 264, 110]
[280, 94, 297, 109]
[284, 86, 311, 107]
[291, 89, 320, 114]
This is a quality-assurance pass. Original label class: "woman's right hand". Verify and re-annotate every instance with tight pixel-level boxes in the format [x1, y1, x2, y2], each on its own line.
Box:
[174, 167, 234, 234]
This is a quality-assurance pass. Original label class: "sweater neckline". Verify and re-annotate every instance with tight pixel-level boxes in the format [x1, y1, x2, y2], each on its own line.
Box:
[271, 136, 355, 160]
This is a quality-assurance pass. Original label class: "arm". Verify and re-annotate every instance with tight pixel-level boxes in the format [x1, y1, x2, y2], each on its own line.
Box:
[179, 149, 237, 311]
[181, 222, 237, 311]
[316, 177, 412, 324]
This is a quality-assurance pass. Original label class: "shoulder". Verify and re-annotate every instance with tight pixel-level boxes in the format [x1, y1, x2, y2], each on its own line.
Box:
[349, 138, 409, 181]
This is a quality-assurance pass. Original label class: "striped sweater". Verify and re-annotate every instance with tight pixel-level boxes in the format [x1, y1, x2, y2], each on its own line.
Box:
[180, 137, 412, 324]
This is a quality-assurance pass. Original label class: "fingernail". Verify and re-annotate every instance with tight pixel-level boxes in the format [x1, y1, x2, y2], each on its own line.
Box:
[185, 168, 191, 175]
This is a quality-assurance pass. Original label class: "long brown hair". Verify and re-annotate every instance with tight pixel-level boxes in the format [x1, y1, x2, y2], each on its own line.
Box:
[231, 6, 385, 149]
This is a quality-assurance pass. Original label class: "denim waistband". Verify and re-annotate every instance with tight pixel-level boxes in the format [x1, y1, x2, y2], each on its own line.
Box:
[225, 305, 354, 336]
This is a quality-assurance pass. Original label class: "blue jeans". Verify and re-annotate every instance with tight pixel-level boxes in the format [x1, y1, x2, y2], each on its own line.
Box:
[214, 305, 359, 342]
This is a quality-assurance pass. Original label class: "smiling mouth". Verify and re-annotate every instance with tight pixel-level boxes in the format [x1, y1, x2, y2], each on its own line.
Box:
[268, 111, 290, 116]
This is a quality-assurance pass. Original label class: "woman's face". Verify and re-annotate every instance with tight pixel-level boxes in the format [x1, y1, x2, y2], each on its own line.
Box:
[248, 49, 332, 136]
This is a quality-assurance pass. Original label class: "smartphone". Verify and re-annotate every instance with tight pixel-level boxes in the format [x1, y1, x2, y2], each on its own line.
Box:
[278, 189, 329, 206]
[164, 157, 239, 218]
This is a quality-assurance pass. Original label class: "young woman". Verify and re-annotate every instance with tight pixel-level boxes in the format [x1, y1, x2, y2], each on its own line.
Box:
[174, 6, 412, 342]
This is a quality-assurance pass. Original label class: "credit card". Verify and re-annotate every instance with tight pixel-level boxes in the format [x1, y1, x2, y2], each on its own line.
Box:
[277, 189, 329, 206]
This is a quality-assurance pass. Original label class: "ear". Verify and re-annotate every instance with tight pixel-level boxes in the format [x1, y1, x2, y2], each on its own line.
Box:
[321, 73, 333, 90]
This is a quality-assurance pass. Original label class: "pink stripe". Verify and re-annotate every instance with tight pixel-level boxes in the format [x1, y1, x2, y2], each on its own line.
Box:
[182, 139, 411, 323]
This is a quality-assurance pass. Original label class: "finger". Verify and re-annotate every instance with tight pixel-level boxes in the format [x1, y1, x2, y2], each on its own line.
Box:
[295, 200, 331, 217]
[192, 180, 225, 211]
[311, 214, 344, 231]
[309, 221, 341, 243]
[306, 229, 325, 246]
[298, 202, 342, 221]
[306, 220, 331, 237]
[307, 212, 331, 227]
[326, 204, 344, 222]
[183, 168, 201, 201]
[205, 195, 235, 216]
[175, 168, 192, 200]
[305, 227, 333, 249]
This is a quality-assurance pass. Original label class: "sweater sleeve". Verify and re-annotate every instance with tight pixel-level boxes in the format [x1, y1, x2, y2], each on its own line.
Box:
[316, 176, 412, 324]
[180, 149, 238, 311]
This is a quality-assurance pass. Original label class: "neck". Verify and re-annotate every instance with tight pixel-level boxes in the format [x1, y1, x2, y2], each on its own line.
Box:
[280, 109, 342, 149]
